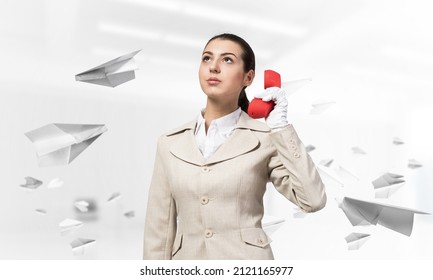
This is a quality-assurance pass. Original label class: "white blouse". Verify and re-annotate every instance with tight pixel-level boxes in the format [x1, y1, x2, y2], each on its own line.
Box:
[194, 107, 242, 160]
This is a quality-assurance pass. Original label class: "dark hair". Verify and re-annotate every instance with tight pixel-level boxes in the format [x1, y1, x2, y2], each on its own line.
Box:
[205, 33, 255, 113]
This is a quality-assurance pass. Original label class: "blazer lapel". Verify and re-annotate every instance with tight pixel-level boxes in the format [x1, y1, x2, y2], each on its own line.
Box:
[168, 121, 206, 166]
[206, 112, 270, 165]
[168, 112, 270, 166]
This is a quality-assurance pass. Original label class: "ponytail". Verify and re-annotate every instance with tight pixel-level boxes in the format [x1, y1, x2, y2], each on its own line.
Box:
[238, 87, 249, 113]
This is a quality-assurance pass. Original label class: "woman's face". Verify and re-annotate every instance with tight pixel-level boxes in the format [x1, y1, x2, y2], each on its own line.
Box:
[199, 38, 254, 103]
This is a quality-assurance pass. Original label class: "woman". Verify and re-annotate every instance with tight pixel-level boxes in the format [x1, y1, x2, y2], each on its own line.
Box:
[143, 33, 326, 260]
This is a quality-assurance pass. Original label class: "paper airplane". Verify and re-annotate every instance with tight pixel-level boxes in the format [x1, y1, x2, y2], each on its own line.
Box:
[25, 123, 107, 167]
[310, 100, 336, 114]
[71, 238, 96, 255]
[35, 209, 47, 215]
[46, 178, 64, 189]
[372, 173, 405, 189]
[281, 78, 312, 98]
[293, 207, 307, 219]
[59, 218, 83, 235]
[305, 144, 316, 153]
[352, 146, 367, 155]
[375, 184, 405, 199]
[345, 232, 371, 250]
[75, 49, 141, 87]
[319, 158, 334, 168]
[317, 165, 344, 187]
[19, 176, 43, 190]
[393, 137, 404, 145]
[107, 192, 121, 202]
[408, 159, 422, 169]
[262, 215, 285, 236]
[338, 196, 429, 236]
[74, 200, 90, 212]
[335, 164, 360, 181]
[124, 211, 135, 219]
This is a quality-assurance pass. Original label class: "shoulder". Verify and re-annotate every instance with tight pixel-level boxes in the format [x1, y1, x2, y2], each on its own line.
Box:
[236, 111, 270, 133]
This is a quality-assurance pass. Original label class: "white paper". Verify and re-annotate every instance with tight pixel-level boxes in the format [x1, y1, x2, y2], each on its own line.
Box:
[372, 173, 405, 189]
[305, 144, 316, 153]
[74, 200, 90, 212]
[25, 123, 107, 167]
[59, 218, 83, 235]
[393, 137, 404, 145]
[310, 100, 336, 114]
[70, 238, 96, 255]
[46, 178, 64, 189]
[338, 196, 429, 236]
[408, 159, 422, 169]
[262, 215, 285, 236]
[124, 211, 135, 218]
[75, 50, 141, 87]
[352, 146, 367, 155]
[345, 232, 371, 250]
[107, 192, 121, 202]
[35, 209, 47, 215]
[19, 176, 43, 190]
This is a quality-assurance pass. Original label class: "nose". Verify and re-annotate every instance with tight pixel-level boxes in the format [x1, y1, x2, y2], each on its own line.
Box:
[209, 60, 220, 73]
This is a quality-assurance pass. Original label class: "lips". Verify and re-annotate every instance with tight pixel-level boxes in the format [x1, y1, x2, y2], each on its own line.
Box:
[207, 77, 221, 85]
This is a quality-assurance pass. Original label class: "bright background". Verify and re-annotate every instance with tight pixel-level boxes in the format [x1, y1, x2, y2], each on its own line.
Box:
[1, 0, 432, 259]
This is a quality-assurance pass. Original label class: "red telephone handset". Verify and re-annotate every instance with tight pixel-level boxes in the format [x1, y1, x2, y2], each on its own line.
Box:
[248, 70, 281, 119]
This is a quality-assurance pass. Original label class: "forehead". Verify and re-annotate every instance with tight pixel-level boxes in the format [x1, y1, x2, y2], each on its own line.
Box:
[203, 39, 243, 56]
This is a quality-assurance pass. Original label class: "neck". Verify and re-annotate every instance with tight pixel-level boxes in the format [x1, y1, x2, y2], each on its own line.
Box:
[204, 98, 238, 132]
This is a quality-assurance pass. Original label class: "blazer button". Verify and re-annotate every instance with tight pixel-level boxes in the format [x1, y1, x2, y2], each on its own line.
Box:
[200, 196, 209, 205]
[293, 152, 300, 158]
[289, 139, 295, 144]
[290, 144, 297, 150]
[204, 229, 213, 238]
[257, 238, 264, 245]
[202, 167, 210, 173]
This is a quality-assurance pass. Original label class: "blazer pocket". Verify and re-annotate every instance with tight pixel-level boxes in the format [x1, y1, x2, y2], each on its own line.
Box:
[172, 233, 183, 257]
[240, 228, 272, 248]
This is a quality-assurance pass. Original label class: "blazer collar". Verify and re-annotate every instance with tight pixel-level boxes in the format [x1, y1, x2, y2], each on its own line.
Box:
[167, 111, 270, 166]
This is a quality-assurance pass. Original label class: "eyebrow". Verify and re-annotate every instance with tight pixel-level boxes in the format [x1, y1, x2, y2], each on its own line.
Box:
[202, 51, 238, 58]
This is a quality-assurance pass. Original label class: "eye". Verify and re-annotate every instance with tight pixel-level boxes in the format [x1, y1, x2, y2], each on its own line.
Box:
[202, 55, 211, 63]
[222, 57, 233, 63]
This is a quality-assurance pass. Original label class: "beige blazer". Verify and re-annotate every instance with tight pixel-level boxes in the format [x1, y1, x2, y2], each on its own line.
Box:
[143, 111, 326, 260]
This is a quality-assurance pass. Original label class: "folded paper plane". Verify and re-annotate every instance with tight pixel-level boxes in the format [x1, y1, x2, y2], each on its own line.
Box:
[408, 159, 422, 169]
[319, 158, 334, 168]
[124, 211, 135, 219]
[310, 100, 336, 114]
[338, 196, 429, 236]
[59, 218, 83, 235]
[393, 137, 404, 145]
[345, 232, 371, 250]
[20, 176, 43, 190]
[352, 146, 367, 155]
[107, 192, 121, 202]
[25, 123, 107, 167]
[281, 78, 312, 98]
[305, 144, 316, 153]
[71, 238, 95, 254]
[293, 207, 307, 219]
[372, 173, 405, 189]
[47, 178, 64, 189]
[75, 49, 141, 87]
[35, 209, 47, 215]
[74, 200, 90, 212]
[372, 173, 405, 198]
[262, 215, 285, 236]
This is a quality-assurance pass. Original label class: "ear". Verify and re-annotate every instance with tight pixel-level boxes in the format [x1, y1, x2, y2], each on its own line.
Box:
[243, 70, 255, 86]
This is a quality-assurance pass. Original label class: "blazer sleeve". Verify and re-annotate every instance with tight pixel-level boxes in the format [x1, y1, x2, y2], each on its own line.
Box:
[143, 137, 177, 259]
[268, 124, 327, 212]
